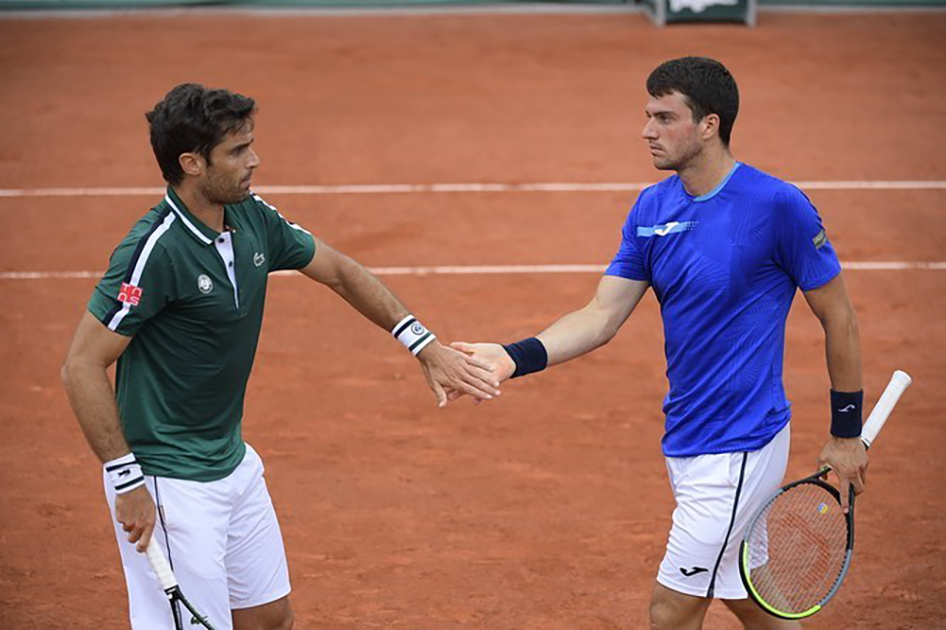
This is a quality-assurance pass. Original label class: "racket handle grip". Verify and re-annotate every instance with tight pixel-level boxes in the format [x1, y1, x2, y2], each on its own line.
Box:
[146, 538, 179, 592]
[861, 370, 912, 448]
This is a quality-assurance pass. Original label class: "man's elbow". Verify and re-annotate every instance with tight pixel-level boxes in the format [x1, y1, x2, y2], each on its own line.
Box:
[60, 353, 80, 390]
[822, 305, 859, 337]
[61, 351, 94, 390]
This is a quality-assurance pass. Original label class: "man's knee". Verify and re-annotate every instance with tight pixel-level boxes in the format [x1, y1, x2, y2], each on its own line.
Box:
[650, 582, 711, 630]
[232, 596, 293, 630]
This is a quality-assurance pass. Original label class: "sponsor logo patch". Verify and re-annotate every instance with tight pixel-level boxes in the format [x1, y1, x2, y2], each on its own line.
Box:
[118, 282, 143, 306]
[813, 229, 828, 249]
[254, 252, 266, 267]
[638, 221, 698, 238]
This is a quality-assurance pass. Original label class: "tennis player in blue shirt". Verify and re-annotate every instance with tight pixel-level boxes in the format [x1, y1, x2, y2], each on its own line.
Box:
[452, 57, 868, 629]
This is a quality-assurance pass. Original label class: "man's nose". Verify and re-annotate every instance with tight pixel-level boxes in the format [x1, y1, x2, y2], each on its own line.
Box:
[642, 119, 657, 140]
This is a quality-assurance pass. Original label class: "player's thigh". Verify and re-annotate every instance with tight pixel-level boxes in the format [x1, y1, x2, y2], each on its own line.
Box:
[105, 473, 233, 629]
[657, 424, 790, 600]
[650, 582, 712, 630]
[723, 598, 801, 629]
[225, 444, 292, 614]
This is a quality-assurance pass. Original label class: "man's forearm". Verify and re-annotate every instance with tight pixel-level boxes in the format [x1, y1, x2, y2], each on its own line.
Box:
[62, 362, 132, 464]
[538, 305, 620, 367]
[325, 255, 410, 332]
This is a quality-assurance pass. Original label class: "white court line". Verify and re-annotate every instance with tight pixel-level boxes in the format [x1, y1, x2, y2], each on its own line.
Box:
[2, 262, 945, 281]
[1, 180, 946, 198]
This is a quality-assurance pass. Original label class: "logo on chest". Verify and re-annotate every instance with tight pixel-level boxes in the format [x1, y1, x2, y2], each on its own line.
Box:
[197, 274, 214, 294]
[253, 252, 266, 268]
[637, 221, 698, 238]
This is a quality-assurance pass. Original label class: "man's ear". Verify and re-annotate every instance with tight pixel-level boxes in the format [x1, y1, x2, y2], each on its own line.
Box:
[179, 152, 204, 178]
[701, 113, 721, 141]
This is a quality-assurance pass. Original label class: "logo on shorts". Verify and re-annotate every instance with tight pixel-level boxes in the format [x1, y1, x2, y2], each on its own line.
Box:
[197, 274, 213, 294]
[410, 322, 426, 336]
[680, 566, 709, 577]
[118, 282, 143, 306]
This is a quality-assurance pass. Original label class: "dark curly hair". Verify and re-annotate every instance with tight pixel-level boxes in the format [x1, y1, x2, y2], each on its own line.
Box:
[145, 84, 257, 185]
[647, 57, 739, 147]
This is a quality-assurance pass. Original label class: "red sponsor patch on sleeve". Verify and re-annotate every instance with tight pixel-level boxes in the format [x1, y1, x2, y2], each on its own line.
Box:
[118, 282, 143, 306]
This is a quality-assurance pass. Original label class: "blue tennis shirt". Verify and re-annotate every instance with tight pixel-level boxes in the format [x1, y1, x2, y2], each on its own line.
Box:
[606, 163, 841, 457]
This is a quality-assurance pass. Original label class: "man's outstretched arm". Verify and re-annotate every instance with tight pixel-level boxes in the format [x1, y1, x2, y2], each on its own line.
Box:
[452, 275, 649, 386]
[300, 238, 501, 407]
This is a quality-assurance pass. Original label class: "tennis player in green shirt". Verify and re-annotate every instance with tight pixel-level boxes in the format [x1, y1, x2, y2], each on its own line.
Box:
[61, 83, 500, 630]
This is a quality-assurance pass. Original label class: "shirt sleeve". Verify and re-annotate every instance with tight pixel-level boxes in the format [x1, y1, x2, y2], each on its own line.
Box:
[252, 194, 316, 272]
[774, 185, 842, 291]
[87, 216, 175, 337]
[605, 197, 649, 282]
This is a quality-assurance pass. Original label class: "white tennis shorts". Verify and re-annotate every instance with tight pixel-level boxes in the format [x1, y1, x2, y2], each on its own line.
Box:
[657, 422, 790, 600]
[104, 443, 291, 629]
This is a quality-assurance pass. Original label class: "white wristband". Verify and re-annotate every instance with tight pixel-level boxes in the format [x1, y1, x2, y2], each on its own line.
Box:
[392, 315, 437, 356]
[104, 452, 146, 494]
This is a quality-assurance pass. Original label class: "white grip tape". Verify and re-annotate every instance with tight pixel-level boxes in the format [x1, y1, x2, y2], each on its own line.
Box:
[861, 370, 912, 448]
[146, 538, 179, 592]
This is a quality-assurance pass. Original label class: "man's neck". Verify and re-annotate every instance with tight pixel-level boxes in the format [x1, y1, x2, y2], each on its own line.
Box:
[173, 184, 225, 233]
[677, 148, 736, 198]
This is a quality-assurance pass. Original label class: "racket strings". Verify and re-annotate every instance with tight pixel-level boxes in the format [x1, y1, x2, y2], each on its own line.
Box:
[745, 483, 848, 613]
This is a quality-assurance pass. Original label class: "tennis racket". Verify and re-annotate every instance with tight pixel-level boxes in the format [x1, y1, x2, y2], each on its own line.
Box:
[146, 538, 216, 630]
[739, 370, 912, 620]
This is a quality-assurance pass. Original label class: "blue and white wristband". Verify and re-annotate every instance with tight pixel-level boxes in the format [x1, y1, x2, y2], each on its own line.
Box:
[105, 452, 146, 495]
[392, 315, 437, 356]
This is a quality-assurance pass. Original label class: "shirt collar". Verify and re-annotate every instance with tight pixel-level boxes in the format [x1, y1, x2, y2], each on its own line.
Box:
[690, 162, 742, 203]
[164, 186, 217, 246]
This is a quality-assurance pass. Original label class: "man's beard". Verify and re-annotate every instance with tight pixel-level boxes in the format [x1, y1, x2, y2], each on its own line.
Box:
[655, 139, 703, 172]
[201, 172, 247, 205]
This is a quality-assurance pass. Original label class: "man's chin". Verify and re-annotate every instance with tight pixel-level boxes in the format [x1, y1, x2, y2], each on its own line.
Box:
[651, 157, 676, 171]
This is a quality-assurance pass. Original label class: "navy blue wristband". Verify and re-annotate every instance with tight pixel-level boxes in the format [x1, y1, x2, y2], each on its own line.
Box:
[830, 389, 864, 438]
[502, 337, 548, 379]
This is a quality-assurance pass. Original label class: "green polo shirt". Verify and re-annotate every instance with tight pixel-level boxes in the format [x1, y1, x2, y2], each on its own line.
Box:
[88, 187, 316, 481]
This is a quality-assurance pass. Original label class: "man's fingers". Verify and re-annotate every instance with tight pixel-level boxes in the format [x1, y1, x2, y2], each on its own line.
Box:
[463, 355, 497, 375]
[431, 381, 448, 408]
[837, 477, 852, 513]
[461, 369, 502, 395]
[126, 521, 143, 544]
[450, 341, 474, 354]
[136, 522, 155, 553]
[456, 378, 496, 401]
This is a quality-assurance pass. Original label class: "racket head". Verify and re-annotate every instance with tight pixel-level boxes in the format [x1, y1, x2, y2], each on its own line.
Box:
[739, 475, 854, 620]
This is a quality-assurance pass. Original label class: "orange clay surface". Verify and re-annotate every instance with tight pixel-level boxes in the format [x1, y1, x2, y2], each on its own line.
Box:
[1, 10, 944, 629]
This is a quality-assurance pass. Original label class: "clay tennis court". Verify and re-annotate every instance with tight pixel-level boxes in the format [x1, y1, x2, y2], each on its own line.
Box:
[1, 8, 944, 628]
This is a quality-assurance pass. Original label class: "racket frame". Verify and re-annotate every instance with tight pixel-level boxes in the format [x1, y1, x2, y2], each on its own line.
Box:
[739, 471, 855, 619]
[739, 370, 911, 619]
